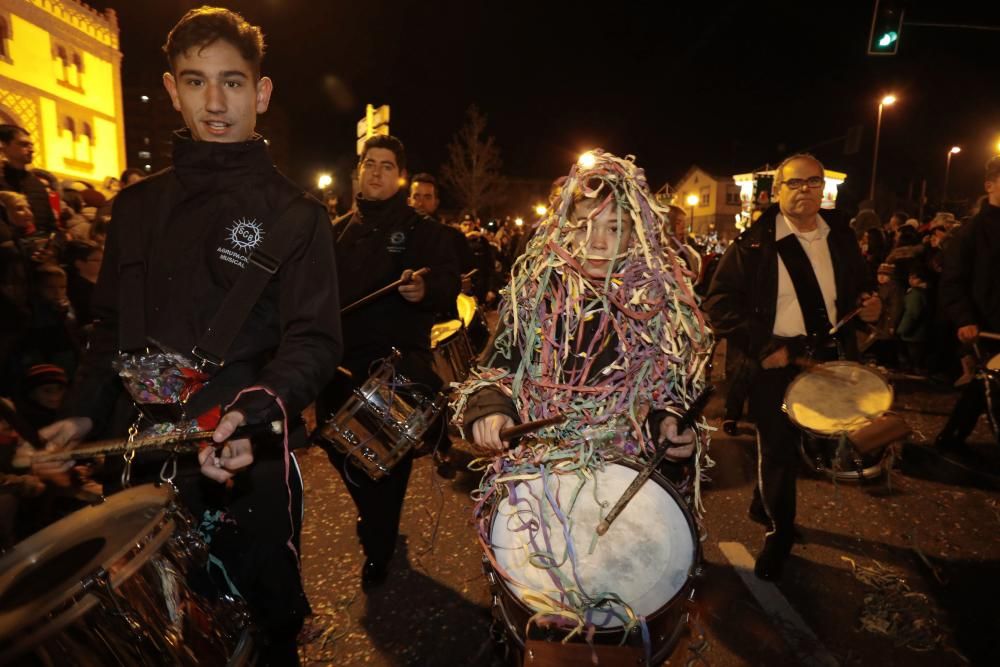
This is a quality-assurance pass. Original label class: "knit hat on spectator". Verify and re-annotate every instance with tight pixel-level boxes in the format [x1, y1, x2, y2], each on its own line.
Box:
[877, 262, 895, 275]
[23, 364, 68, 391]
[903, 218, 919, 229]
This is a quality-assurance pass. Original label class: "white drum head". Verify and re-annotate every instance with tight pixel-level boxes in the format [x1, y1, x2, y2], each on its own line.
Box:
[785, 361, 892, 435]
[489, 463, 695, 627]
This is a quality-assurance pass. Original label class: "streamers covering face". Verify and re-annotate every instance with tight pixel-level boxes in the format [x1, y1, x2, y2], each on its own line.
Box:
[454, 149, 713, 453]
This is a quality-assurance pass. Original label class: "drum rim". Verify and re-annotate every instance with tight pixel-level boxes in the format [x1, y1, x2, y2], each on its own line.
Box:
[0, 484, 176, 647]
[484, 457, 701, 636]
[783, 360, 894, 437]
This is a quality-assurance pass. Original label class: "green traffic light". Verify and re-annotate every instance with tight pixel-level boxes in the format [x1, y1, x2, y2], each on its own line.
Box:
[877, 31, 898, 48]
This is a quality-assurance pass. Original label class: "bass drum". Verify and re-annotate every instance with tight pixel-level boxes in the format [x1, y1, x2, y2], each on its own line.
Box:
[0, 484, 254, 666]
[483, 461, 699, 665]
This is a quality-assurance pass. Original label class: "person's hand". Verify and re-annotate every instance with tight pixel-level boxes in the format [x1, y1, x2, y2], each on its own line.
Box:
[859, 293, 882, 323]
[957, 324, 980, 344]
[199, 411, 253, 483]
[471, 413, 515, 453]
[658, 415, 696, 460]
[760, 346, 790, 370]
[398, 269, 426, 303]
[32, 417, 92, 483]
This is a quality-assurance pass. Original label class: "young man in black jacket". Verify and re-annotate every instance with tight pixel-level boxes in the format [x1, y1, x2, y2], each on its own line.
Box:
[935, 156, 1000, 450]
[316, 135, 460, 589]
[704, 154, 880, 581]
[37, 7, 342, 664]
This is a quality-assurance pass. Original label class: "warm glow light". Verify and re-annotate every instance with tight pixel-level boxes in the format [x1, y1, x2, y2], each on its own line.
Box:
[317, 173, 333, 190]
[685, 193, 699, 207]
[397, 177, 408, 188]
[578, 151, 596, 169]
[881, 94, 897, 106]
[514, 217, 524, 226]
[534, 204, 548, 216]
[949, 146, 961, 155]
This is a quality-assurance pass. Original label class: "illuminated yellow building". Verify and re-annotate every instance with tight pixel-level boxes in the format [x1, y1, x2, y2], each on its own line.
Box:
[0, 0, 124, 186]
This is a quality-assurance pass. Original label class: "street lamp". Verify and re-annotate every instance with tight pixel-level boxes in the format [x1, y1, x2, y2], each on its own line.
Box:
[514, 217, 524, 227]
[869, 94, 896, 201]
[534, 204, 548, 216]
[317, 173, 332, 190]
[578, 151, 597, 169]
[943, 146, 961, 206]
[685, 193, 699, 235]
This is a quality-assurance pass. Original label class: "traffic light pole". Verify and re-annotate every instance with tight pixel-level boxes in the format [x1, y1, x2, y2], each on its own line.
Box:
[869, 101, 885, 202]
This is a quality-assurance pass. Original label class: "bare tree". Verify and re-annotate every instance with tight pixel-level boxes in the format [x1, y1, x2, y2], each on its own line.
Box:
[441, 105, 506, 217]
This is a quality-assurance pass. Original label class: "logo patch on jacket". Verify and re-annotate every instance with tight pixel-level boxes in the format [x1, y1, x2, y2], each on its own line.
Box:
[387, 230, 406, 253]
[218, 217, 265, 268]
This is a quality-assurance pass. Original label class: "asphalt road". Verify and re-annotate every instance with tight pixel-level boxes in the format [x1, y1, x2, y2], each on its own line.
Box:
[297, 372, 1000, 666]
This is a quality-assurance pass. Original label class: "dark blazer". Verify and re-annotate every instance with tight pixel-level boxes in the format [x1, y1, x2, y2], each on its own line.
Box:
[703, 205, 871, 361]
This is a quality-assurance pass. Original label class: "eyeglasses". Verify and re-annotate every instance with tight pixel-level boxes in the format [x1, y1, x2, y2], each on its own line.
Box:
[782, 177, 824, 190]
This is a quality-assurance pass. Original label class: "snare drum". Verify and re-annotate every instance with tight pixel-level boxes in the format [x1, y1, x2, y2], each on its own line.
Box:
[431, 319, 474, 386]
[0, 484, 253, 665]
[483, 461, 699, 665]
[319, 356, 443, 480]
[784, 361, 895, 480]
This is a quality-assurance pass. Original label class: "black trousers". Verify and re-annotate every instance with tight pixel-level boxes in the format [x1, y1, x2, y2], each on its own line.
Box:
[314, 350, 440, 565]
[940, 376, 1000, 444]
[748, 365, 801, 536]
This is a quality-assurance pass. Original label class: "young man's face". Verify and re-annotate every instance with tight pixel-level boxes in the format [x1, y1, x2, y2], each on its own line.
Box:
[1, 131, 34, 168]
[409, 181, 438, 215]
[6, 196, 34, 229]
[359, 147, 403, 201]
[162, 40, 272, 143]
[877, 272, 890, 285]
[570, 199, 634, 279]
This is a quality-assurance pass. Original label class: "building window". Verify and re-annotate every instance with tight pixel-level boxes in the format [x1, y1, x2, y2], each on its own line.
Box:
[700, 186, 711, 207]
[62, 114, 95, 168]
[53, 41, 84, 91]
[0, 15, 10, 61]
[725, 185, 741, 206]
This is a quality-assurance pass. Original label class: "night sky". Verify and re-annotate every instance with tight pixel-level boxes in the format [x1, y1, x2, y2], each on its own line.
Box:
[90, 0, 1000, 214]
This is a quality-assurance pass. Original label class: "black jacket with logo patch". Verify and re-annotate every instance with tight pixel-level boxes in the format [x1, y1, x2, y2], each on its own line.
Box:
[332, 191, 460, 374]
[69, 132, 342, 435]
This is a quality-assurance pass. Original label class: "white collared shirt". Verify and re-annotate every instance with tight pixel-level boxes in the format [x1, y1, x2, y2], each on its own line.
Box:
[773, 213, 838, 337]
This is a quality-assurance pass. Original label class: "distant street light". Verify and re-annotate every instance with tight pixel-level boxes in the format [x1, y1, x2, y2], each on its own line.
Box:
[317, 173, 333, 190]
[514, 217, 524, 227]
[534, 204, 548, 216]
[578, 151, 596, 169]
[943, 146, 961, 206]
[685, 193, 699, 235]
[869, 94, 897, 201]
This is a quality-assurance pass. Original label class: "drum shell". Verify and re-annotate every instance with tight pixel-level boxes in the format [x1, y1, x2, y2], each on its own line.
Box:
[432, 326, 474, 387]
[0, 484, 253, 666]
[317, 370, 443, 480]
[482, 461, 699, 665]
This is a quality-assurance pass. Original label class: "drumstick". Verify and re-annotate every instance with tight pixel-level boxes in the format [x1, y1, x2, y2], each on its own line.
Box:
[828, 306, 863, 336]
[17, 421, 283, 468]
[341, 267, 431, 315]
[498, 414, 565, 441]
[595, 387, 713, 537]
[978, 331, 1000, 342]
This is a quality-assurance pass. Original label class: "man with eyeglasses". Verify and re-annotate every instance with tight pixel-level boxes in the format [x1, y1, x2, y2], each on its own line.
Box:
[704, 153, 880, 580]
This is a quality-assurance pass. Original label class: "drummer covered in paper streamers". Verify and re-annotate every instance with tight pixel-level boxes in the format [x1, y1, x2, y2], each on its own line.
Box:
[450, 150, 713, 643]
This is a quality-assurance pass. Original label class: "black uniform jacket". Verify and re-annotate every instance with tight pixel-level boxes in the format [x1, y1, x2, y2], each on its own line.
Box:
[332, 190, 460, 374]
[939, 201, 1000, 332]
[70, 132, 342, 434]
[703, 205, 871, 361]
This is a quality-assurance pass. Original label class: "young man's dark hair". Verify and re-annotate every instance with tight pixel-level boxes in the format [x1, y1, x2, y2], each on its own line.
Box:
[0, 124, 27, 144]
[411, 172, 437, 194]
[360, 135, 407, 173]
[162, 6, 265, 77]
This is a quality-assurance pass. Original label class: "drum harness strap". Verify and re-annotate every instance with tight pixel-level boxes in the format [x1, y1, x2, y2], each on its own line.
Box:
[116, 175, 303, 490]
